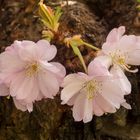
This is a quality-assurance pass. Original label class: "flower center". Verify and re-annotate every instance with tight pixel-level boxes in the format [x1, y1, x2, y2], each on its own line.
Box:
[112, 53, 126, 66]
[26, 63, 39, 77]
[110, 50, 137, 73]
[83, 80, 101, 100]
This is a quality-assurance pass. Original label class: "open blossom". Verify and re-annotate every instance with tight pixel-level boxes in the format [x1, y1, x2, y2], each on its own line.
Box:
[61, 60, 130, 123]
[96, 26, 140, 94]
[0, 40, 66, 111]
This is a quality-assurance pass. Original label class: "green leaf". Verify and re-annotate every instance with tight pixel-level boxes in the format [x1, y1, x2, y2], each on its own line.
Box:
[54, 7, 62, 23]
[71, 44, 87, 73]
[39, 3, 53, 29]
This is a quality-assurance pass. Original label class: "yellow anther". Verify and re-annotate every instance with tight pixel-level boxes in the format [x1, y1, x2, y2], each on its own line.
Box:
[84, 80, 99, 100]
[26, 63, 39, 77]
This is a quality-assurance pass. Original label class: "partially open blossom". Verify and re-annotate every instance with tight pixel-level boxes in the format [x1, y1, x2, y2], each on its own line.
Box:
[0, 40, 66, 111]
[96, 26, 140, 94]
[61, 60, 130, 123]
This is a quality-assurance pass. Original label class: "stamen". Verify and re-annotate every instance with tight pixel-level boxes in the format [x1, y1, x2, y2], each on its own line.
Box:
[122, 65, 138, 73]
[26, 63, 39, 77]
[83, 80, 101, 100]
[110, 49, 137, 73]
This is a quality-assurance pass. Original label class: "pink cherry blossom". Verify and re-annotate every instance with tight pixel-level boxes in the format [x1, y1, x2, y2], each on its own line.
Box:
[95, 26, 140, 94]
[102, 26, 140, 69]
[61, 60, 130, 123]
[92, 56, 131, 95]
[0, 40, 66, 111]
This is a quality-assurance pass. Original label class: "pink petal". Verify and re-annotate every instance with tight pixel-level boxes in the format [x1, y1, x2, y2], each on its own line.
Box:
[18, 40, 37, 62]
[106, 26, 125, 43]
[0, 50, 25, 73]
[118, 35, 138, 52]
[10, 72, 25, 97]
[10, 72, 35, 100]
[40, 61, 66, 85]
[38, 70, 59, 98]
[102, 26, 125, 54]
[37, 40, 57, 61]
[121, 102, 131, 109]
[61, 74, 85, 87]
[67, 93, 79, 106]
[50, 62, 66, 83]
[88, 56, 112, 77]
[26, 103, 33, 112]
[0, 72, 17, 84]
[13, 98, 29, 112]
[24, 78, 39, 103]
[126, 50, 140, 65]
[100, 80, 126, 109]
[61, 82, 82, 104]
[83, 98, 93, 123]
[95, 93, 116, 113]
[72, 92, 86, 122]
[36, 92, 44, 101]
[110, 66, 131, 94]
[0, 83, 9, 96]
[93, 99, 104, 116]
[39, 61, 60, 73]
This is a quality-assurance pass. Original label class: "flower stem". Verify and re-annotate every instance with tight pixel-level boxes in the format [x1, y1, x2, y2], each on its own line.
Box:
[83, 42, 100, 51]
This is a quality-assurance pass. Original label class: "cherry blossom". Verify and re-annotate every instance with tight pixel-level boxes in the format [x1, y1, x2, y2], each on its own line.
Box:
[61, 60, 130, 123]
[95, 26, 140, 94]
[0, 40, 66, 111]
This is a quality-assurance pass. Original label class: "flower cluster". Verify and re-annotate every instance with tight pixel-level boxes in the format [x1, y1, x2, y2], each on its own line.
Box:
[0, 26, 139, 123]
[61, 26, 140, 122]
